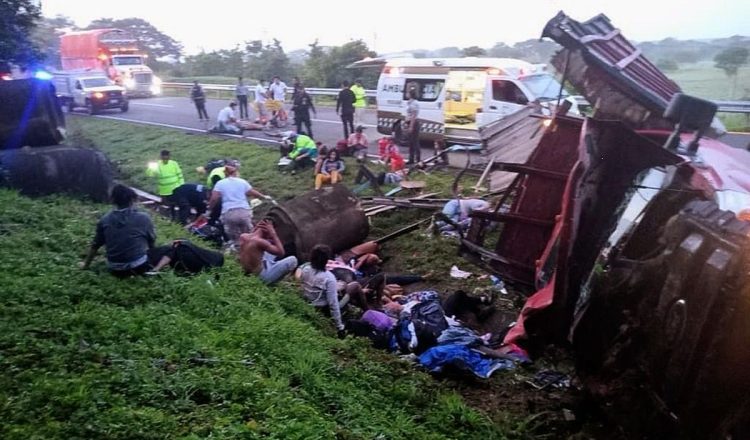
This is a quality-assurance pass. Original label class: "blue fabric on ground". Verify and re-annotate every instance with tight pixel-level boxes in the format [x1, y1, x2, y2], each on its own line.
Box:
[418, 344, 516, 379]
[437, 326, 483, 347]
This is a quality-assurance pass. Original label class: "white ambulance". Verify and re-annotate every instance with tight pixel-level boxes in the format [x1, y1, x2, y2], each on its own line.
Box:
[354, 57, 575, 143]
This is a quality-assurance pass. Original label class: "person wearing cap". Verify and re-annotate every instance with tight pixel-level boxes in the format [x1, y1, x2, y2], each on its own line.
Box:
[350, 79, 367, 126]
[216, 101, 242, 134]
[205, 164, 272, 245]
[347, 125, 369, 158]
[146, 150, 184, 220]
[291, 85, 316, 138]
[282, 133, 319, 173]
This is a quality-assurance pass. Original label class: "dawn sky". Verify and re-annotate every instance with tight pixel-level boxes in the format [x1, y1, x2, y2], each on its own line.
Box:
[41, 0, 749, 55]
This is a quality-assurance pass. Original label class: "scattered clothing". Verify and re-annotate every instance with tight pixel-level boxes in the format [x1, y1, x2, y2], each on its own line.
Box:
[418, 344, 516, 379]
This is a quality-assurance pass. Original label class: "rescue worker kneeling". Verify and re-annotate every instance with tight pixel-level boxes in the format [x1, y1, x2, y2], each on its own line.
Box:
[280, 133, 318, 174]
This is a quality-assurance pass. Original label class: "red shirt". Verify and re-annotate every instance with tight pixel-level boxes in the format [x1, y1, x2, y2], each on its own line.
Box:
[389, 151, 405, 172]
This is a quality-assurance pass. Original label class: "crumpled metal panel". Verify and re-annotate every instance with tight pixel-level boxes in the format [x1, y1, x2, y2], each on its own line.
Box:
[542, 11, 681, 130]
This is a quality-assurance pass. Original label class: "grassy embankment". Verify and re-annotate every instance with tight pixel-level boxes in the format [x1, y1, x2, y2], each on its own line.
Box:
[0, 118, 535, 439]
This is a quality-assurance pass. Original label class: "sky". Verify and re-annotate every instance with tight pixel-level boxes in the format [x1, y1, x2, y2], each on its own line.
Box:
[41, 0, 750, 56]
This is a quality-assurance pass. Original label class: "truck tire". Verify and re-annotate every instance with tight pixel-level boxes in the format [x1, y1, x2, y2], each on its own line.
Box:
[67, 99, 76, 113]
[121, 102, 129, 112]
[573, 199, 750, 439]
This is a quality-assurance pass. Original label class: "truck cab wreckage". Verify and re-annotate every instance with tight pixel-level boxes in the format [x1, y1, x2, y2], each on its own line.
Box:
[459, 12, 750, 438]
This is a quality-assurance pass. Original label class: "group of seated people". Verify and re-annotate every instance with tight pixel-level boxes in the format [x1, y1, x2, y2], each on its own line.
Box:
[277, 131, 408, 192]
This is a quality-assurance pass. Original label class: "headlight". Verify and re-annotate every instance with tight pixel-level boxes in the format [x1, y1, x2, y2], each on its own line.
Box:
[152, 75, 162, 85]
[124, 78, 136, 89]
[93, 92, 104, 99]
[150, 84, 162, 95]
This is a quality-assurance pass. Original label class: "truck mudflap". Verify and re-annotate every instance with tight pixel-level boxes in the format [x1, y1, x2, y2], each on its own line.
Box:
[571, 199, 750, 438]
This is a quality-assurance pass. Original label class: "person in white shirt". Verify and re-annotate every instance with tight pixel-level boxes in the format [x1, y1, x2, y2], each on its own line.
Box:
[216, 101, 241, 134]
[205, 165, 271, 244]
[267, 76, 287, 118]
[254, 79, 268, 121]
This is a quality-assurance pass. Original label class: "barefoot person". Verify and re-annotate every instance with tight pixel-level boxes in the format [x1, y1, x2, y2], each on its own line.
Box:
[238, 220, 298, 284]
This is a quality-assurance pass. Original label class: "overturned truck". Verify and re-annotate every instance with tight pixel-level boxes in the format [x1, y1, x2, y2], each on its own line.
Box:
[0, 77, 113, 202]
[460, 12, 750, 438]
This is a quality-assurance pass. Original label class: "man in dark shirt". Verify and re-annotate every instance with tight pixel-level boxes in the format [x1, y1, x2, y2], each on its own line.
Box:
[172, 183, 210, 225]
[336, 80, 356, 138]
[80, 184, 156, 277]
[190, 80, 209, 120]
[292, 86, 317, 138]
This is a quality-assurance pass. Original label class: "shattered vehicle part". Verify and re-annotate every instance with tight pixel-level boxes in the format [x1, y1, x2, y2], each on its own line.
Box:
[0, 78, 114, 202]
[460, 11, 750, 438]
[265, 184, 369, 261]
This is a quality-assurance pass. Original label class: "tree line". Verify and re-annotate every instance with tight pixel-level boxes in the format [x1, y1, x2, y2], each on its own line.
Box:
[2, 4, 748, 95]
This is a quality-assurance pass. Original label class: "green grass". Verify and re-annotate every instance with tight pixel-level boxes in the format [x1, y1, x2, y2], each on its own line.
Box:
[0, 117, 531, 438]
[0, 188, 539, 439]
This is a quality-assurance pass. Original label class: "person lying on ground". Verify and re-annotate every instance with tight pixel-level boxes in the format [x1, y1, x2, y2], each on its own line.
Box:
[294, 244, 347, 337]
[336, 240, 382, 273]
[238, 220, 298, 284]
[315, 149, 345, 189]
[80, 184, 156, 277]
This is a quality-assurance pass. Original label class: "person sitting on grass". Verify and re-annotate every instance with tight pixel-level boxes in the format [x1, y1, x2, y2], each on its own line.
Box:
[295, 244, 348, 338]
[238, 219, 298, 285]
[80, 184, 156, 277]
[315, 149, 345, 190]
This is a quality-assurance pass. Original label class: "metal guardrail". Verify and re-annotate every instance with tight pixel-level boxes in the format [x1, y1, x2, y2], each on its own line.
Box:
[714, 100, 750, 114]
[162, 82, 377, 98]
[163, 82, 750, 114]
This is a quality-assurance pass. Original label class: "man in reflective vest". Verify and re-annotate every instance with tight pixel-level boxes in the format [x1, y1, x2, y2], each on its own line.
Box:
[350, 79, 367, 126]
[282, 133, 318, 174]
[146, 149, 184, 220]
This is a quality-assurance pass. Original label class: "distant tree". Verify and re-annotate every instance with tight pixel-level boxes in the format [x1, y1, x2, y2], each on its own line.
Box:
[301, 39, 376, 88]
[714, 46, 749, 97]
[0, 0, 43, 66]
[433, 47, 461, 57]
[461, 46, 486, 57]
[247, 39, 292, 82]
[656, 58, 679, 71]
[31, 15, 77, 68]
[513, 39, 560, 63]
[487, 42, 521, 59]
[86, 17, 183, 65]
[301, 40, 327, 87]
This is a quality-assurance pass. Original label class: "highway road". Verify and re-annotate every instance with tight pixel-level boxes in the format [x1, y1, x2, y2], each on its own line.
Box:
[84, 96, 396, 155]
[81, 96, 750, 152]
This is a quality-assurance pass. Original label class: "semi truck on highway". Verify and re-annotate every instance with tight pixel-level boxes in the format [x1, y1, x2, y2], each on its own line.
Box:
[60, 28, 161, 97]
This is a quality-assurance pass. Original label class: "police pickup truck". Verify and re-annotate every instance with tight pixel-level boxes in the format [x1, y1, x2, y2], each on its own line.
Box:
[52, 71, 128, 114]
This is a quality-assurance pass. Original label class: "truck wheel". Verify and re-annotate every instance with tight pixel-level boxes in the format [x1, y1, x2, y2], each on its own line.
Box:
[85, 100, 96, 115]
[120, 103, 129, 113]
[66, 100, 76, 113]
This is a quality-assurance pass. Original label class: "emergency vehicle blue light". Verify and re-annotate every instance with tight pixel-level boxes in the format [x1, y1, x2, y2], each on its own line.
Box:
[34, 70, 53, 80]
